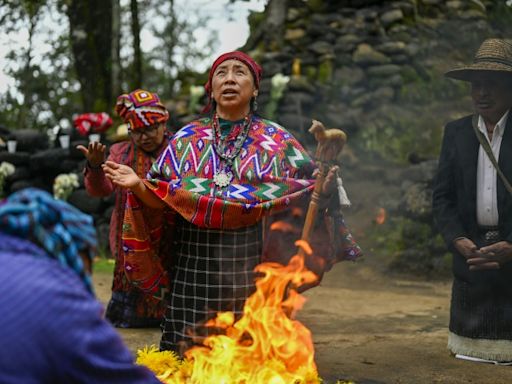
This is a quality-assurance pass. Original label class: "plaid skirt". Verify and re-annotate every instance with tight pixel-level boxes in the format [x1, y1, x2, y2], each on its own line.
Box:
[160, 218, 262, 353]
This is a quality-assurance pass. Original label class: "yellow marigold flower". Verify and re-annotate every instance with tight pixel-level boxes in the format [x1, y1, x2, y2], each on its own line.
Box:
[136, 345, 181, 377]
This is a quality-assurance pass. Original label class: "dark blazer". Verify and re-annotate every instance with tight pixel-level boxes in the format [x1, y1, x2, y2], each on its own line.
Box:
[432, 113, 512, 282]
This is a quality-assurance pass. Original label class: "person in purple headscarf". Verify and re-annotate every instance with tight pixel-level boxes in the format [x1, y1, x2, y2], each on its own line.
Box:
[0, 188, 160, 384]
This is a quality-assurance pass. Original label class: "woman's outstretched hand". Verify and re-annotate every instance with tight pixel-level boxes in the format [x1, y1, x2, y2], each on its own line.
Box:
[102, 160, 142, 189]
[76, 142, 106, 168]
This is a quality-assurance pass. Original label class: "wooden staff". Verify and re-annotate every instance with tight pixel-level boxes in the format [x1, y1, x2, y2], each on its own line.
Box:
[299, 119, 347, 253]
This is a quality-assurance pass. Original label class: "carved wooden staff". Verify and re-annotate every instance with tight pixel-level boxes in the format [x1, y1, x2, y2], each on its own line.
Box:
[299, 119, 347, 257]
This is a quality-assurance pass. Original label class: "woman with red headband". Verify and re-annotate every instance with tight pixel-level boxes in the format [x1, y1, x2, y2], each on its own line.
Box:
[77, 89, 173, 328]
[103, 52, 361, 354]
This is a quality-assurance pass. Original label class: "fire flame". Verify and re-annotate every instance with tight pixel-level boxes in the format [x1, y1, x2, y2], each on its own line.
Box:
[137, 242, 321, 383]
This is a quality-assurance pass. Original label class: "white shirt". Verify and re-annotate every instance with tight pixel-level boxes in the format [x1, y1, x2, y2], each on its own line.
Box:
[476, 110, 509, 226]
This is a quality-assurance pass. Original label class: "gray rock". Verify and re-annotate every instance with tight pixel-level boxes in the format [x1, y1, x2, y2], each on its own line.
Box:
[367, 64, 402, 77]
[373, 86, 395, 101]
[288, 76, 316, 93]
[353, 43, 391, 66]
[334, 66, 365, 86]
[377, 41, 407, 54]
[282, 91, 316, 107]
[380, 9, 404, 26]
[308, 41, 334, 55]
[276, 113, 313, 133]
[446, 0, 463, 9]
[458, 9, 486, 19]
[284, 28, 306, 41]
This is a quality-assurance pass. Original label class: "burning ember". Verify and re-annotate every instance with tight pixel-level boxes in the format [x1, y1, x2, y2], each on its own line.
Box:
[374, 207, 386, 225]
[137, 241, 322, 383]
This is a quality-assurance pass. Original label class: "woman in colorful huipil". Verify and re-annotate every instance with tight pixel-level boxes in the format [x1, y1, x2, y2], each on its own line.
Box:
[102, 52, 361, 353]
[78, 89, 173, 328]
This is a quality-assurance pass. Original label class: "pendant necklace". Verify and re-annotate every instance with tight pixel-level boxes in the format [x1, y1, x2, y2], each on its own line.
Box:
[211, 113, 252, 188]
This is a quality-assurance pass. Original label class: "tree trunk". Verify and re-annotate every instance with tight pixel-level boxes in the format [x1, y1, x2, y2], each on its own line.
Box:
[130, 0, 142, 89]
[111, 0, 121, 98]
[244, 0, 288, 51]
[67, 0, 113, 112]
[17, 12, 37, 129]
[264, 0, 288, 49]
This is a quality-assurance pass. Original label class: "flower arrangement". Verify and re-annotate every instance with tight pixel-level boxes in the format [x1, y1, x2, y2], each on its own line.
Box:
[73, 112, 112, 136]
[264, 73, 290, 120]
[0, 162, 15, 198]
[53, 173, 79, 201]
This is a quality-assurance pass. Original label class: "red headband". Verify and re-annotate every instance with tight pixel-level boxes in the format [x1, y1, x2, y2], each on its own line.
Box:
[203, 51, 262, 113]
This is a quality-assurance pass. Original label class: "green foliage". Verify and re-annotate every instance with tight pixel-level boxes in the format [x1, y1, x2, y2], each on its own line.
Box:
[130, 0, 217, 101]
[317, 59, 333, 84]
[359, 105, 446, 163]
[398, 67, 468, 104]
[0, 1, 81, 131]
[370, 216, 451, 277]
[487, 1, 512, 35]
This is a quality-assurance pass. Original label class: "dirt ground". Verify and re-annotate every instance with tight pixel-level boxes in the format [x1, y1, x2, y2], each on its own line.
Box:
[93, 261, 512, 384]
[92, 158, 512, 383]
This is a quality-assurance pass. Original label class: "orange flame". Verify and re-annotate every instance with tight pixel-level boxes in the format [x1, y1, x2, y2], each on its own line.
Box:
[149, 246, 321, 383]
[374, 207, 386, 225]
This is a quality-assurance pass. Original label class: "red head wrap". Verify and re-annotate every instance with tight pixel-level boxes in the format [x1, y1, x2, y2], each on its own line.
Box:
[203, 51, 263, 113]
[115, 89, 169, 130]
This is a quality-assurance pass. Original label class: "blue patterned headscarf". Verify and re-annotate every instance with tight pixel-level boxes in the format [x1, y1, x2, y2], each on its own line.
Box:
[0, 188, 97, 294]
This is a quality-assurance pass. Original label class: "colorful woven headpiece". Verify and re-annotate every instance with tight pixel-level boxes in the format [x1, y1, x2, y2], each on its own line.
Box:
[203, 51, 263, 113]
[115, 89, 169, 130]
[73, 112, 113, 136]
[0, 188, 98, 294]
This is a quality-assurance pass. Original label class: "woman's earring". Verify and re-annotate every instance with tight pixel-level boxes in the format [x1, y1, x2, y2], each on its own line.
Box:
[252, 97, 258, 112]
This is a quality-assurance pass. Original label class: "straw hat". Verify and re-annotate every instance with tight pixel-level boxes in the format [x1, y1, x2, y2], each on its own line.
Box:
[445, 38, 512, 81]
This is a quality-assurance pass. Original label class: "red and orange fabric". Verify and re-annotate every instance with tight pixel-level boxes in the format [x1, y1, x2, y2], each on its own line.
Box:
[115, 89, 169, 130]
[121, 116, 362, 298]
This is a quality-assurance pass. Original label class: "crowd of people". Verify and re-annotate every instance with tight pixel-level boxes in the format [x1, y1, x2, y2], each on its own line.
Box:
[1, 36, 511, 382]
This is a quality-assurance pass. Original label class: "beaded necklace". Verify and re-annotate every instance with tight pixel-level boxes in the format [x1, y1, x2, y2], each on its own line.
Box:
[211, 112, 252, 188]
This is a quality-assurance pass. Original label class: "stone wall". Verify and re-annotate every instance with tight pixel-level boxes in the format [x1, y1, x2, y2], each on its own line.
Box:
[0, 130, 113, 254]
[249, 0, 498, 154]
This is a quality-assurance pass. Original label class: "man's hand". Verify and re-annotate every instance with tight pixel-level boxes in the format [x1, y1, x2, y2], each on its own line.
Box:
[470, 241, 512, 270]
[454, 237, 499, 271]
[453, 237, 480, 259]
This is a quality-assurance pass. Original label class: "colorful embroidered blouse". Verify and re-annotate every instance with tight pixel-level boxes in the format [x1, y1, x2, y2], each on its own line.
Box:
[144, 115, 316, 229]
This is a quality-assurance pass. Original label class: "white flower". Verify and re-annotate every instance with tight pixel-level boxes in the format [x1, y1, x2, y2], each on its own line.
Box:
[265, 73, 291, 120]
[271, 73, 290, 89]
[53, 172, 79, 200]
[0, 162, 15, 177]
[0, 162, 15, 198]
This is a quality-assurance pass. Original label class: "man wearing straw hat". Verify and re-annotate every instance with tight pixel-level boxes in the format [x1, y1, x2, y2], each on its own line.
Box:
[433, 38, 512, 363]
